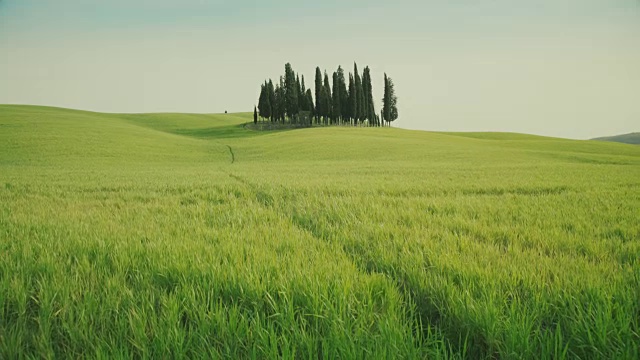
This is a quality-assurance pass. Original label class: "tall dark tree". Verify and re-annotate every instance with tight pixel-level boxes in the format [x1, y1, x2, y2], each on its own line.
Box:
[382, 74, 390, 126]
[382, 73, 398, 126]
[258, 80, 273, 119]
[305, 89, 315, 125]
[332, 71, 341, 123]
[273, 83, 280, 123]
[347, 73, 356, 126]
[257, 82, 266, 120]
[362, 66, 376, 125]
[319, 87, 328, 124]
[299, 75, 308, 111]
[253, 105, 258, 124]
[314, 67, 322, 124]
[389, 76, 398, 123]
[323, 71, 332, 125]
[337, 66, 348, 125]
[296, 74, 307, 113]
[361, 68, 370, 124]
[284, 63, 299, 121]
[267, 79, 275, 122]
[265, 81, 273, 120]
[275, 76, 286, 123]
[353, 63, 365, 124]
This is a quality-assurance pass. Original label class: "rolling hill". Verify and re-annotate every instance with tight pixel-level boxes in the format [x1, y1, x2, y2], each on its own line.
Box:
[592, 132, 640, 145]
[1, 105, 639, 359]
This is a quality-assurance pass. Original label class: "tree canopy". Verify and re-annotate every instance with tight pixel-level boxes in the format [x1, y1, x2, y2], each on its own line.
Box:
[256, 62, 397, 128]
[382, 73, 398, 126]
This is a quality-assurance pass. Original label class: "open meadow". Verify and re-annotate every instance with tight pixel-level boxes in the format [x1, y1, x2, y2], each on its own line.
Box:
[0, 105, 639, 359]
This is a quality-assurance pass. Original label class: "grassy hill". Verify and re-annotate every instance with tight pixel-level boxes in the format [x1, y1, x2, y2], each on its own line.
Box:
[592, 132, 640, 145]
[1, 105, 639, 359]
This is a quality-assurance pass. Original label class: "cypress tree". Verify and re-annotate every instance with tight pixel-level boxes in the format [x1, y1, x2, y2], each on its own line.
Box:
[258, 82, 266, 120]
[347, 73, 356, 126]
[319, 87, 327, 124]
[382, 73, 398, 126]
[273, 84, 279, 123]
[276, 76, 286, 123]
[253, 105, 258, 124]
[284, 63, 299, 122]
[361, 68, 370, 125]
[354, 63, 364, 125]
[306, 89, 315, 125]
[297, 74, 307, 114]
[382, 74, 389, 126]
[280, 93, 285, 123]
[332, 71, 341, 124]
[300, 75, 308, 111]
[296, 74, 301, 115]
[337, 66, 348, 125]
[273, 84, 280, 123]
[267, 79, 275, 122]
[389, 76, 398, 123]
[353, 64, 359, 123]
[262, 81, 273, 121]
[362, 66, 376, 126]
[315, 67, 322, 124]
[355, 65, 365, 124]
[323, 71, 332, 125]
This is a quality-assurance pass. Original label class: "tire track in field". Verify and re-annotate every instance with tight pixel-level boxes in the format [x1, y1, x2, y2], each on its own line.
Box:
[285, 211, 479, 357]
[226, 145, 235, 164]
[285, 206, 485, 356]
[226, 173, 453, 354]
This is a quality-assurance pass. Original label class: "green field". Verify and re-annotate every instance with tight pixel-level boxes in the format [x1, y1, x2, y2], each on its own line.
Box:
[1, 105, 639, 359]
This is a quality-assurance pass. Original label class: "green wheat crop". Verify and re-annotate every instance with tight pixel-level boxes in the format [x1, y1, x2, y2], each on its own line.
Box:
[1, 105, 638, 358]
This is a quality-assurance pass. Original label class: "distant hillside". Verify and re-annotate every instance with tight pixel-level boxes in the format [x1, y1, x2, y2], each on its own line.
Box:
[592, 133, 640, 145]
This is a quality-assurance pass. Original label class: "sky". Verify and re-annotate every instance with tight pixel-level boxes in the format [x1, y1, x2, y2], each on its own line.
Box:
[1, 0, 639, 139]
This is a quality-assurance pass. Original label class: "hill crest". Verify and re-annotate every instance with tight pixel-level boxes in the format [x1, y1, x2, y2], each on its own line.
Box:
[592, 132, 640, 145]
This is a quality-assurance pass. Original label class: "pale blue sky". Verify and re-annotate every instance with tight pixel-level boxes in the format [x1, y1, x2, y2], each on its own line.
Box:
[1, 0, 639, 139]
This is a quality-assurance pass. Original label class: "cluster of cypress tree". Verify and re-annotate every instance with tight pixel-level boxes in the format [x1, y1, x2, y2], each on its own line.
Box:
[257, 63, 397, 127]
[257, 63, 313, 125]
